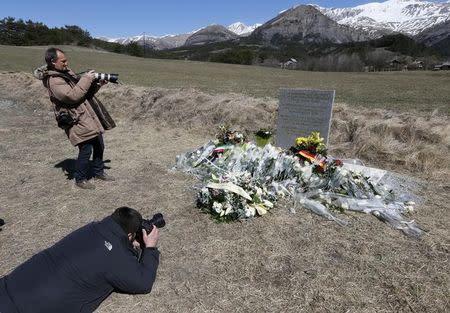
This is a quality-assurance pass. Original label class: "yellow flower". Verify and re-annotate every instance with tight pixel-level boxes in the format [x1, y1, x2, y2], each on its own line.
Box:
[295, 137, 308, 146]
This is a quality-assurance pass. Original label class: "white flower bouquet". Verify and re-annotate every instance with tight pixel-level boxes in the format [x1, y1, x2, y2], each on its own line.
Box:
[175, 131, 423, 237]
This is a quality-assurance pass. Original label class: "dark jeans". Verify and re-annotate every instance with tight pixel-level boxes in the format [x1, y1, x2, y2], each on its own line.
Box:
[75, 134, 104, 183]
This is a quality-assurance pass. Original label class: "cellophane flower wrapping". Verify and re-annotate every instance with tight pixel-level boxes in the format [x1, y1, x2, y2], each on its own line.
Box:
[175, 134, 423, 237]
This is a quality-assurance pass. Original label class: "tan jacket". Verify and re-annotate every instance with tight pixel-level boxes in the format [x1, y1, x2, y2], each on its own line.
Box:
[45, 69, 105, 146]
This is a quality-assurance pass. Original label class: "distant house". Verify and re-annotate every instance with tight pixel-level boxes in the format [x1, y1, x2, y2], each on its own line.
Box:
[434, 61, 450, 71]
[389, 58, 406, 71]
[280, 58, 299, 70]
[408, 60, 424, 70]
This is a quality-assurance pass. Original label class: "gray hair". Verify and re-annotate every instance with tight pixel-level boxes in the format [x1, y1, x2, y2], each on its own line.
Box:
[44, 47, 65, 67]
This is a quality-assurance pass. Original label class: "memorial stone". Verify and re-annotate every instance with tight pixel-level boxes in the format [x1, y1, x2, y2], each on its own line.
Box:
[276, 88, 334, 149]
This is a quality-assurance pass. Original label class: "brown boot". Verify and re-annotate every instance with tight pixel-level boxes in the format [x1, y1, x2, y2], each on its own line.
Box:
[94, 173, 115, 182]
[75, 180, 96, 190]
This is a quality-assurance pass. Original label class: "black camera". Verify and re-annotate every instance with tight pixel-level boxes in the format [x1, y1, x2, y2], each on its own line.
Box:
[135, 213, 165, 248]
[55, 111, 75, 130]
[94, 72, 119, 84]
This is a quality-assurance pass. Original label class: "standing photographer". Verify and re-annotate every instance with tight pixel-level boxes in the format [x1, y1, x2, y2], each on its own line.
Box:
[0, 207, 160, 313]
[42, 47, 115, 189]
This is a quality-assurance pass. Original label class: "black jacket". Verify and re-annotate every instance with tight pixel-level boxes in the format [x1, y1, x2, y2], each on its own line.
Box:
[0, 216, 159, 313]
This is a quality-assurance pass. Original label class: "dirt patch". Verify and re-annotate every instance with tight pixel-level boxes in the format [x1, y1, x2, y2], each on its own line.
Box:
[0, 72, 449, 312]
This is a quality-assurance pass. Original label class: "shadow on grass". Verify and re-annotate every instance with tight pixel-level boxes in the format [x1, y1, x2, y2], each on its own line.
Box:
[54, 159, 111, 180]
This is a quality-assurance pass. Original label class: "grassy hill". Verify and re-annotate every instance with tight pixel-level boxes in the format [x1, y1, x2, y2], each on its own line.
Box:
[1, 45, 449, 114]
[1, 44, 449, 312]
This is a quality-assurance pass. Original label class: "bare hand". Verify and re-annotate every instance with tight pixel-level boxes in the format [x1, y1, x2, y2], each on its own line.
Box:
[84, 69, 96, 80]
[132, 239, 140, 250]
[98, 79, 108, 86]
[142, 226, 159, 248]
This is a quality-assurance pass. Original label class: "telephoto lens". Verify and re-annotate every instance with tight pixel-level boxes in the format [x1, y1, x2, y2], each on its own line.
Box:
[94, 73, 119, 83]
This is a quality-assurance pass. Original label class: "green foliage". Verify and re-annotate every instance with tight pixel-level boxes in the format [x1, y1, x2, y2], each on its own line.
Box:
[210, 48, 254, 65]
[341, 34, 439, 58]
[124, 42, 144, 57]
[0, 17, 90, 46]
[432, 37, 450, 57]
[374, 34, 435, 57]
[0, 17, 144, 58]
[148, 33, 443, 71]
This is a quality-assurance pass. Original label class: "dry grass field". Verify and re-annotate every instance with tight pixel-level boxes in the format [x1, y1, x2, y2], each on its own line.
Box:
[0, 45, 449, 313]
[0, 45, 449, 114]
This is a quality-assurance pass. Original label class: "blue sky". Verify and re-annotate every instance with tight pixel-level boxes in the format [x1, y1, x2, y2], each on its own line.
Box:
[1, 0, 447, 38]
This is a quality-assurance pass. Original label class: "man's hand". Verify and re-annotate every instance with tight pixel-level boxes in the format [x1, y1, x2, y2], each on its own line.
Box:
[84, 69, 96, 81]
[97, 79, 108, 86]
[132, 239, 140, 250]
[142, 226, 159, 248]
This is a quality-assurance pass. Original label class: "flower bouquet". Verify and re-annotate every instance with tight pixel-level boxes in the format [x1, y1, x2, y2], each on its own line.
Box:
[175, 127, 423, 237]
[216, 125, 246, 145]
[254, 128, 273, 147]
[290, 132, 342, 173]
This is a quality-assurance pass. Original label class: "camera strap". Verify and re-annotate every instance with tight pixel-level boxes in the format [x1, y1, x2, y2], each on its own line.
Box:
[44, 75, 70, 120]
[45, 71, 116, 130]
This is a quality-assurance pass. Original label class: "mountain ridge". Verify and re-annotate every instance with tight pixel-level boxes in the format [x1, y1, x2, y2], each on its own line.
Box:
[96, 0, 450, 54]
[315, 0, 450, 37]
[251, 5, 370, 44]
[184, 24, 239, 46]
[99, 22, 260, 50]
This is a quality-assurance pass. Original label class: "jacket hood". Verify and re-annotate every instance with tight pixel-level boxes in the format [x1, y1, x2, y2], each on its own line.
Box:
[33, 64, 71, 80]
[33, 64, 48, 80]
[95, 216, 136, 254]
[96, 216, 130, 240]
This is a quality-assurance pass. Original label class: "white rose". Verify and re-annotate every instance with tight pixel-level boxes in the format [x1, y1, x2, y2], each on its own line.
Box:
[244, 206, 256, 217]
[293, 163, 302, 172]
[212, 202, 223, 213]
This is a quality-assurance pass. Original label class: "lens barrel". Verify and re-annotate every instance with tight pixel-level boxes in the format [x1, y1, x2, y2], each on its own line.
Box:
[142, 213, 165, 233]
[94, 73, 119, 83]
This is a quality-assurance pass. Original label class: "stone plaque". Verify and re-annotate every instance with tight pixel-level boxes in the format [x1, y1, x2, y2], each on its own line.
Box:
[276, 88, 334, 149]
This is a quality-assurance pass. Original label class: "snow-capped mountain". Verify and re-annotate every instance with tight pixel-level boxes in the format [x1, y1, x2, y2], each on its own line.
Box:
[185, 24, 239, 46]
[252, 5, 369, 44]
[97, 33, 192, 50]
[98, 1, 450, 50]
[227, 22, 262, 36]
[314, 0, 450, 37]
[98, 22, 260, 50]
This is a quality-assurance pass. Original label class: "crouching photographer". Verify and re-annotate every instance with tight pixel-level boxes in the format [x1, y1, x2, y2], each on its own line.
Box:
[0, 207, 163, 313]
